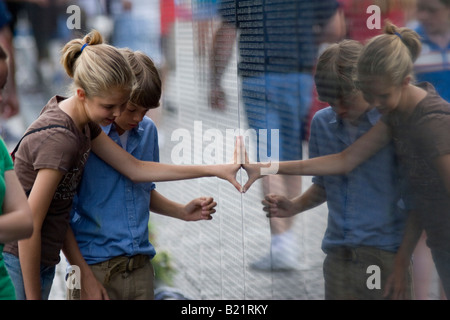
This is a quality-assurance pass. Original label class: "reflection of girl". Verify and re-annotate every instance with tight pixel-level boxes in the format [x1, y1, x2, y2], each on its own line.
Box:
[3, 30, 241, 300]
[265, 39, 412, 300]
[244, 22, 450, 298]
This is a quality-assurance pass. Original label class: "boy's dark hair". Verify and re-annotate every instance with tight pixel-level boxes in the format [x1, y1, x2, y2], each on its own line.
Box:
[121, 48, 162, 109]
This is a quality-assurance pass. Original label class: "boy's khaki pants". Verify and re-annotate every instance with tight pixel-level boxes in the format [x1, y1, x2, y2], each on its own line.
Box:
[67, 255, 154, 300]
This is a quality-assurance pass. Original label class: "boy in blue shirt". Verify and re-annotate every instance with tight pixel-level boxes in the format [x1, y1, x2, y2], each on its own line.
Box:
[262, 40, 413, 299]
[64, 49, 217, 300]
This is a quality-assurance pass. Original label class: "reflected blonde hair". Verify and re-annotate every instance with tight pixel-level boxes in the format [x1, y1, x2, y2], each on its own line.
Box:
[357, 21, 422, 86]
[60, 30, 134, 97]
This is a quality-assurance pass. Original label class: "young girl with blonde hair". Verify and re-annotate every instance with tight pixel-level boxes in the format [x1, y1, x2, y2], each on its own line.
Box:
[3, 30, 241, 300]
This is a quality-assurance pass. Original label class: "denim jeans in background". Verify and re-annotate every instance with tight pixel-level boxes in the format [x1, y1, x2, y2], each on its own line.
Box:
[3, 252, 55, 300]
[241, 72, 314, 162]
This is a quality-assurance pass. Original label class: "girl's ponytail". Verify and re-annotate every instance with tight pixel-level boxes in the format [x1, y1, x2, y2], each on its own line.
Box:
[357, 21, 421, 86]
[384, 21, 421, 63]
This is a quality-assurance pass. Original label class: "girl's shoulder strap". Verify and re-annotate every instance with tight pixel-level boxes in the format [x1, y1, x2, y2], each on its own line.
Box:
[10, 124, 70, 161]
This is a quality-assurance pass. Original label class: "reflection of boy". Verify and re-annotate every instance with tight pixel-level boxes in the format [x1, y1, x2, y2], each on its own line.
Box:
[263, 40, 412, 299]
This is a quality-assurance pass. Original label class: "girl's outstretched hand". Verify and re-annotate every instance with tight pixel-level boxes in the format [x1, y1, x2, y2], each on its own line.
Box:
[215, 163, 243, 192]
[232, 135, 274, 193]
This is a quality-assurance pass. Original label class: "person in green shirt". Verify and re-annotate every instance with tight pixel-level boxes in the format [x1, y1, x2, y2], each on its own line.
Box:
[0, 44, 33, 299]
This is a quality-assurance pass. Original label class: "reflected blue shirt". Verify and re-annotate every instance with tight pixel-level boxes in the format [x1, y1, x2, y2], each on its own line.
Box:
[70, 116, 159, 264]
[309, 107, 407, 253]
[414, 25, 450, 102]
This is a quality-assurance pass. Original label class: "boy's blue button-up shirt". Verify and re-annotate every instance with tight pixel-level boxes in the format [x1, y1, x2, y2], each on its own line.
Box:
[309, 107, 407, 253]
[70, 116, 159, 264]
